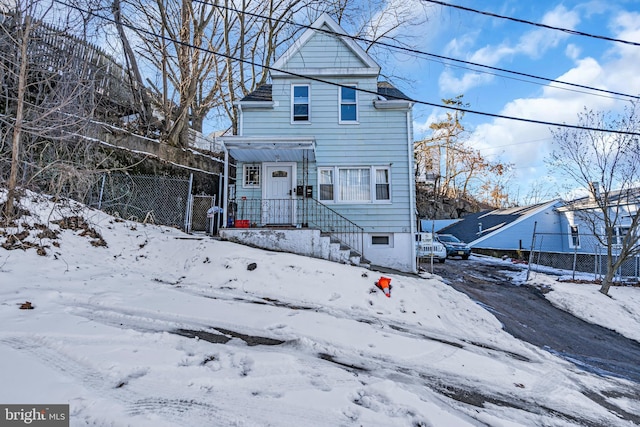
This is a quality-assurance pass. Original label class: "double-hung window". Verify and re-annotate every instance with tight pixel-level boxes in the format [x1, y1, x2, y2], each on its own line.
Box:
[319, 166, 391, 203]
[292, 84, 310, 122]
[339, 85, 357, 122]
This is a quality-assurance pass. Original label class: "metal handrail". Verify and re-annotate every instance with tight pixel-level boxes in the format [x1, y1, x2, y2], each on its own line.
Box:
[231, 197, 365, 260]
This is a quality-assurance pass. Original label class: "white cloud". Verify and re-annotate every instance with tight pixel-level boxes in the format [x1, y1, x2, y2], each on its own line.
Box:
[438, 68, 494, 95]
[438, 5, 581, 95]
[465, 10, 640, 203]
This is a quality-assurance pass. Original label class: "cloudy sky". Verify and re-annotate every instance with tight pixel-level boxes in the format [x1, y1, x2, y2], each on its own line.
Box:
[386, 0, 640, 202]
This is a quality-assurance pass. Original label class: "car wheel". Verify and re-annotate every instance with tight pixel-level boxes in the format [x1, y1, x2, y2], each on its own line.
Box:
[438, 258, 446, 264]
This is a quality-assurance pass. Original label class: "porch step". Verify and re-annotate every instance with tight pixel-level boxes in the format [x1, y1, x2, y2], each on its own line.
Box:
[220, 228, 366, 268]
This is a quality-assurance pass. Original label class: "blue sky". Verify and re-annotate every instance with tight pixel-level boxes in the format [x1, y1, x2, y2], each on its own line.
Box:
[376, 0, 640, 202]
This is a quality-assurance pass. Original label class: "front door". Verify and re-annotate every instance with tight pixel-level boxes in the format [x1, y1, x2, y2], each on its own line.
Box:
[263, 163, 294, 225]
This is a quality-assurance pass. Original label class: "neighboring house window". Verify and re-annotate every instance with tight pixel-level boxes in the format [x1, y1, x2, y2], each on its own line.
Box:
[243, 164, 260, 188]
[569, 225, 580, 248]
[292, 84, 310, 122]
[318, 166, 391, 203]
[615, 225, 631, 246]
[340, 85, 357, 122]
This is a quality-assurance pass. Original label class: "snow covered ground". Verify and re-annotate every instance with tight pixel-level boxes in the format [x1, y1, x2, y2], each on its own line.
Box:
[1, 191, 639, 426]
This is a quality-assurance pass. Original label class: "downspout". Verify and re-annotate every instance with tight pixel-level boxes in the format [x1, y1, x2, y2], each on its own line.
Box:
[407, 107, 417, 273]
[223, 146, 229, 228]
[222, 104, 243, 228]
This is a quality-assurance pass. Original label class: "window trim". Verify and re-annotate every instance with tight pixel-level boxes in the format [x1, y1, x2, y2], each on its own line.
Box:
[242, 164, 261, 188]
[568, 224, 580, 249]
[371, 233, 393, 248]
[291, 84, 310, 124]
[339, 84, 358, 124]
[317, 165, 391, 204]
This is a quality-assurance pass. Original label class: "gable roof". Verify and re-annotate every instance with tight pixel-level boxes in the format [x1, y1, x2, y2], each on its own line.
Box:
[559, 186, 640, 211]
[271, 13, 380, 78]
[437, 200, 562, 244]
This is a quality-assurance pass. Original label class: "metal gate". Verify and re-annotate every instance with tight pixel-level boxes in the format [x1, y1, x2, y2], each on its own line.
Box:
[187, 195, 216, 234]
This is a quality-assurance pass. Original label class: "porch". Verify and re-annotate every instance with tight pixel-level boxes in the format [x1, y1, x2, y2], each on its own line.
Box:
[220, 197, 367, 267]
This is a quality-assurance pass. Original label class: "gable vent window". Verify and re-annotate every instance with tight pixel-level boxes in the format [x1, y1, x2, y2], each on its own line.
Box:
[340, 85, 357, 122]
[292, 85, 310, 122]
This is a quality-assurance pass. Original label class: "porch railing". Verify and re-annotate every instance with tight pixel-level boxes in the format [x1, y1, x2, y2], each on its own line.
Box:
[231, 197, 365, 260]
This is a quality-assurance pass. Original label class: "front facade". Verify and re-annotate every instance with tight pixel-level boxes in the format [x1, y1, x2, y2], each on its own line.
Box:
[220, 13, 416, 272]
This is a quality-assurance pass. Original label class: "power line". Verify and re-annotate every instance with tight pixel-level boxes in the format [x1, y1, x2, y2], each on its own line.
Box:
[201, 1, 639, 101]
[50, 0, 640, 137]
[422, 0, 640, 47]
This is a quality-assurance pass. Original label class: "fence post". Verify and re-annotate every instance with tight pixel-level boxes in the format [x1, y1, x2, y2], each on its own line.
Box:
[184, 173, 193, 232]
[526, 221, 537, 281]
[98, 174, 106, 210]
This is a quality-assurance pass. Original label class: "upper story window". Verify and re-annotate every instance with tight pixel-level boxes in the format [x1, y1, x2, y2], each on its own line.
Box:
[340, 85, 357, 123]
[292, 84, 310, 122]
[318, 166, 391, 203]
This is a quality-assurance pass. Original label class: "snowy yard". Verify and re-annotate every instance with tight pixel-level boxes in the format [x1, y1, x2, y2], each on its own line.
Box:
[1, 191, 639, 426]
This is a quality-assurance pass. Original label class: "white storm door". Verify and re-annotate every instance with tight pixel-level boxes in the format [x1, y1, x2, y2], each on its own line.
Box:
[263, 163, 294, 225]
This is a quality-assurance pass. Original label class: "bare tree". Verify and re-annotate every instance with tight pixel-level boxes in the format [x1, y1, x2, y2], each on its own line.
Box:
[415, 96, 510, 206]
[549, 105, 640, 295]
[108, 0, 314, 146]
[108, 0, 430, 145]
[1, 0, 111, 219]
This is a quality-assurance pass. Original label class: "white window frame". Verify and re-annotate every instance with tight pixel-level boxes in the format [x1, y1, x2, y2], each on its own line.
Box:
[339, 85, 358, 123]
[242, 164, 261, 188]
[317, 166, 391, 204]
[291, 84, 310, 123]
[568, 224, 580, 249]
[371, 233, 393, 248]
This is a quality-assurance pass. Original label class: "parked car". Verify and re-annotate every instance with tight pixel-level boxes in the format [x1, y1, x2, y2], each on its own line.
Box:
[415, 233, 447, 263]
[436, 234, 471, 259]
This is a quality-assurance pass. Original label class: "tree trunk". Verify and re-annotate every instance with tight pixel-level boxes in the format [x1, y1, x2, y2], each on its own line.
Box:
[5, 15, 30, 220]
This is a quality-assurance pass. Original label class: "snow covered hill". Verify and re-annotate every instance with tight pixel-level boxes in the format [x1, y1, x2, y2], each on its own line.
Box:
[1, 190, 639, 426]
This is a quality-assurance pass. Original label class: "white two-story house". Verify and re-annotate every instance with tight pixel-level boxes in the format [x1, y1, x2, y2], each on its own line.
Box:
[219, 13, 417, 273]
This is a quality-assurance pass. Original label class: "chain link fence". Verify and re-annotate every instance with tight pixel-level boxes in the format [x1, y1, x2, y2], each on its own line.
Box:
[86, 173, 191, 229]
[529, 231, 640, 281]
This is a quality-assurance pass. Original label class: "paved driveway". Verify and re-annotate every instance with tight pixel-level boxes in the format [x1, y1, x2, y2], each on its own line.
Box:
[428, 256, 640, 385]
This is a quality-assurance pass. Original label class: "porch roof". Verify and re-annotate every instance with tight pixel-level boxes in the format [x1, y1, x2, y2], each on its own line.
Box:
[219, 136, 316, 162]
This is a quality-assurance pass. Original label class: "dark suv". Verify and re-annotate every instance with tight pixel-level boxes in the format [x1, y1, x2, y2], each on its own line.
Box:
[436, 234, 471, 259]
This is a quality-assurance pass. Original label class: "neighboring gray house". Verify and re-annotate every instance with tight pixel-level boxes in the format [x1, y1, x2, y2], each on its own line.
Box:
[555, 187, 640, 255]
[219, 14, 417, 272]
[429, 187, 640, 275]
[434, 200, 564, 256]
